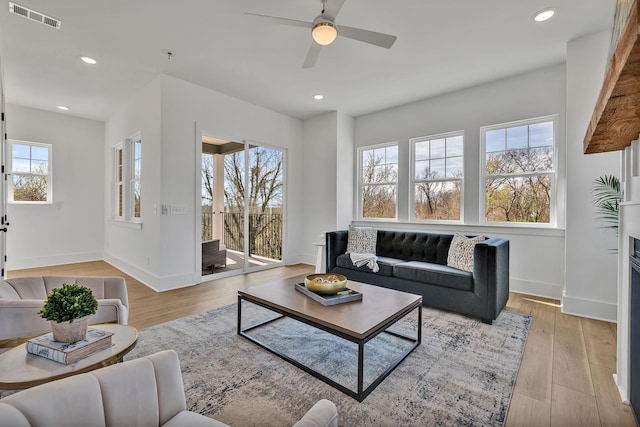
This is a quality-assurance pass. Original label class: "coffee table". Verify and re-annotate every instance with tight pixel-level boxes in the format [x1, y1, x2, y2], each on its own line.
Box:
[0, 323, 138, 390]
[237, 275, 422, 401]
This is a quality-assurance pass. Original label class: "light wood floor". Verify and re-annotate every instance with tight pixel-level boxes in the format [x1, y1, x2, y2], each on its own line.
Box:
[7, 261, 639, 426]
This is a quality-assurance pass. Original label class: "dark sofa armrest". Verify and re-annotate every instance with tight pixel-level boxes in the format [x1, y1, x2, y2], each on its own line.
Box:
[326, 230, 348, 272]
[473, 238, 510, 323]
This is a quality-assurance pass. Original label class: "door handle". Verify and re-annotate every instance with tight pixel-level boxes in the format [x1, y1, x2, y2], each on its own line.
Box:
[0, 228, 7, 232]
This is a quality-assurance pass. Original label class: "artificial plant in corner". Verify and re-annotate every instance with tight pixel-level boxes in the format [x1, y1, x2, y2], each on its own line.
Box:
[592, 174, 623, 236]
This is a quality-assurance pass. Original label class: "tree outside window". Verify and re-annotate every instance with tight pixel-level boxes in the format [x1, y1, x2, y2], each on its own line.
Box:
[10, 141, 52, 203]
[360, 144, 398, 219]
[482, 117, 556, 224]
[412, 132, 463, 221]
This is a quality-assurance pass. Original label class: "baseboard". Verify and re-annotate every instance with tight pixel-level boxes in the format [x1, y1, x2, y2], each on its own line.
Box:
[104, 253, 202, 292]
[7, 251, 103, 271]
[562, 295, 617, 322]
[509, 278, 562, 299]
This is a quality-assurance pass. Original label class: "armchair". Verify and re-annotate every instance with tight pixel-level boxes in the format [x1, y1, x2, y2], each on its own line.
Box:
[0, 276, 129, 353]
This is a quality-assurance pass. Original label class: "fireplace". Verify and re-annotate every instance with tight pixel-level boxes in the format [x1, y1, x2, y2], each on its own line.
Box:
[631, 238, 640, 421]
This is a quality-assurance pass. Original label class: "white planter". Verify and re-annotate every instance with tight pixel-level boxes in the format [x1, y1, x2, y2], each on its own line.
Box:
[51, 316, 90, 343]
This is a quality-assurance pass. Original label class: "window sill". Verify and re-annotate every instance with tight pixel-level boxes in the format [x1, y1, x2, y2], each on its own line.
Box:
[353, 220, 565, 237]
[109, 219, 143, 230]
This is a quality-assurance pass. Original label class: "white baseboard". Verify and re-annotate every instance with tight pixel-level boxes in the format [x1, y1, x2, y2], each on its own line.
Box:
[104, 253, 203, 292]
[7, 251, 103, 271]
[508, 277, 563, 299]
[562, 295, 617, 322]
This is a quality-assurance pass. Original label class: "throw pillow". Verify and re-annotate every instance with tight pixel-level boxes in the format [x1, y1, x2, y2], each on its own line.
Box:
[346, 225, 377, 254]
[447, 233, 485, 272]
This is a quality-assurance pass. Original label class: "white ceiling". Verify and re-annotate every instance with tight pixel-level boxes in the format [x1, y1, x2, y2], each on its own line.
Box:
[0, 0, 615, 122]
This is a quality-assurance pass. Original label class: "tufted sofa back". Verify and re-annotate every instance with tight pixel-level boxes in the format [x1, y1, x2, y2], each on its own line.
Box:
[376, 230, 454, 265]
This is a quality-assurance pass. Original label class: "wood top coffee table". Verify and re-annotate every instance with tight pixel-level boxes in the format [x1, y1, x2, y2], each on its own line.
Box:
[0, 323, 138, 390]
[238, 275, 422, 401]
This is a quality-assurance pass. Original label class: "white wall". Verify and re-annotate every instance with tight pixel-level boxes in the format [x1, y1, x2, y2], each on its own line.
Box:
[565, 30, 620, 321]
[103, 77, 162, 287]
[300, 112, 355, 269]
[353, 65, 567, 299]
[6, 104, 105, 269]
[105, 75, 304, 291]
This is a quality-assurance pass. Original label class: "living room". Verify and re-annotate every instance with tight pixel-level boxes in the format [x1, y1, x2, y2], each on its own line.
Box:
[0, 0, 637, 425]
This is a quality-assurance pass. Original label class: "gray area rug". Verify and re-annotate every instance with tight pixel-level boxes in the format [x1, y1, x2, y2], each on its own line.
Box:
[126, 302, 531, 426]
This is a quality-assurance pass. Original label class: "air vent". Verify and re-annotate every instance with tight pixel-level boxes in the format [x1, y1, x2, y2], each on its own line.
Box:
[9, 2, 61, 29]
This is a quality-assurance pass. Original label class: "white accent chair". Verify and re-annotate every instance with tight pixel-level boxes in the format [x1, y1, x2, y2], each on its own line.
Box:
[0, 350, 339, 427]
[0, 276, 129, 353]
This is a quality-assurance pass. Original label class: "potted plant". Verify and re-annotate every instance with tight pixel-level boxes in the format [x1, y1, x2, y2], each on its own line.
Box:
[38, 283, 99, 343]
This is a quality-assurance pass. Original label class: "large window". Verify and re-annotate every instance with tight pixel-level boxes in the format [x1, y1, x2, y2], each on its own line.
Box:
[113, 133, 142, 222]
[9, 140, 52, 203]
[359, 143, 398, 219]
[481, 116, 556, 224]
[411, 131, 463, 221]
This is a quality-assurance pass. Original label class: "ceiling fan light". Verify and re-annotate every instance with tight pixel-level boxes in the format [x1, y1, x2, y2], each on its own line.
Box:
[312, 21, 337, 46]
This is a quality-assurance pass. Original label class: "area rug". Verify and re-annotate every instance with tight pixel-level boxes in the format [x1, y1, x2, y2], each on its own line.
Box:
[125, 302, 530, 426]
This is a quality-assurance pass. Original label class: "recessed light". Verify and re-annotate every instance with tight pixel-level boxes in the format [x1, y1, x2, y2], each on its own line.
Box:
[313, 94, 324, 100]
[57, 105, 69, 111]
[80, 56, 97, 65]
[533, 9, 555, 22]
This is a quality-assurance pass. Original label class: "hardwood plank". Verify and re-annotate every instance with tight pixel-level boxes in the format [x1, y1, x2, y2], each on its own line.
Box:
[505, 392, 550, 427]
[590, 363, 639, 427]
[553, 324, 595, 396]
[550, 384, 600, 427]
[530, 301, 556, 335]
[582, 317, 617, 370]
[514, 329, 553, 403]
[556, 310, 582, 331]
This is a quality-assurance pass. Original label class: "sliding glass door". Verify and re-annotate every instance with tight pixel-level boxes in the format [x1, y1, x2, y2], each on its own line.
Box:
[201, 137, 284, 277]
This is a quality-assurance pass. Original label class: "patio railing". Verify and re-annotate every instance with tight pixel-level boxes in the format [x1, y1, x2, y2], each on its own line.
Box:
[202, 210, 282, 260]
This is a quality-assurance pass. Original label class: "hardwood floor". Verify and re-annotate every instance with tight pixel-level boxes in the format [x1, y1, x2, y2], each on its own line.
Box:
[7, 261, 639, 426]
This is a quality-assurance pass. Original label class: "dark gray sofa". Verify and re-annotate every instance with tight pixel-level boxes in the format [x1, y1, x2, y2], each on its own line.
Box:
[326, 229, 509, 324]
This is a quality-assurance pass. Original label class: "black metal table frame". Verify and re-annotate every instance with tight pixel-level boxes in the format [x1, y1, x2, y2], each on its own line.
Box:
[237, 295, 422, 402]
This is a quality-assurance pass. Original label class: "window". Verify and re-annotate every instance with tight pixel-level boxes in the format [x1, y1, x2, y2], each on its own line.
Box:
[481, 116, 556, 225]
[411, 132, 463, 221]
[130, 138, 141, 219]
[359, 143, 398, 219]
[9, 140, 52, 203]
[114, 145, 123, 218]
[113, 133, 141, 222]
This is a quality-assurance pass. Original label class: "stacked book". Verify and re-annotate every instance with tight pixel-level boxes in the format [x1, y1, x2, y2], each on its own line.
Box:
[26, 328, 114, 365]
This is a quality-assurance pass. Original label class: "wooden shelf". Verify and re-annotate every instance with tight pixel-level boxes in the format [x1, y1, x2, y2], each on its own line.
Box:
[584, 0, 640, 154]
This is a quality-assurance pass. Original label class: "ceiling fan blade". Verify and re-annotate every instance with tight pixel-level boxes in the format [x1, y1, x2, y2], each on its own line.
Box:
[245, 13, 312, 29]
[338, 25, 397, 49]
[302, 43, 322, 69]
[324, 0, 346, 20]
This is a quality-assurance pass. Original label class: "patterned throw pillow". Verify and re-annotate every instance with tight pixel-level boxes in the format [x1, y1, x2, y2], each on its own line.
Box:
[346, 225, 377, 254]
[447, 233, 485, 272]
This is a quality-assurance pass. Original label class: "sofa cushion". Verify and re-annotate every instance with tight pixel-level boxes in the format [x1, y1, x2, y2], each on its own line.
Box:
[336, 254, 401, 276]
[447, 233, 485, 272]
[346, 225, 377, 254]
[376, 230, 453, 264]
[393, 261, 473, 291]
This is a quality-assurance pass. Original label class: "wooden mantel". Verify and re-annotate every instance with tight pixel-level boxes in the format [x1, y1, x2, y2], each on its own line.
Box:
[584, 0, 640, 154]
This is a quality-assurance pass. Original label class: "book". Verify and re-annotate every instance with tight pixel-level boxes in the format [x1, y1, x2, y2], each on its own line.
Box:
[295, 283, 363, 306]
[26, 328, 114, 365]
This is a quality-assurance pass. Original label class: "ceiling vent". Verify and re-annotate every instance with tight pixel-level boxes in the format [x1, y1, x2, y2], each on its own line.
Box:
[9, 2, 61, 29]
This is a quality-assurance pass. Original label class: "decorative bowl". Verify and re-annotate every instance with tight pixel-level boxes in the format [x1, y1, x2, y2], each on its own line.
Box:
[304, 274, 347, 294]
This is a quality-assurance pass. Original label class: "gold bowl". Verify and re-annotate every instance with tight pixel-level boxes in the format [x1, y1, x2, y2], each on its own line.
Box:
[304, 274, 347, 295]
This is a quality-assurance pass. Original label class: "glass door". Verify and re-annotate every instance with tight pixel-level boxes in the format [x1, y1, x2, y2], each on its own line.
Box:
[245, 144, 284, 272]
[200, 136, 284, 278]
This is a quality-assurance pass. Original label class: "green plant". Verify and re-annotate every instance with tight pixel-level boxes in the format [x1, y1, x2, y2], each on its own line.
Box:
[592, 174, 623, 234]
[38, 283, 98, 323]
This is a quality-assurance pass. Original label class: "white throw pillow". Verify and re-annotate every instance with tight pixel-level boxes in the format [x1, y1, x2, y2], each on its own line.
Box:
[346, 225, 377, 254]
[447, 233, 485, 272]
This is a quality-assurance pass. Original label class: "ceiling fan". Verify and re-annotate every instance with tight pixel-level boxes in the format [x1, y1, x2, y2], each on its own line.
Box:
[246, 0, 397, 68]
